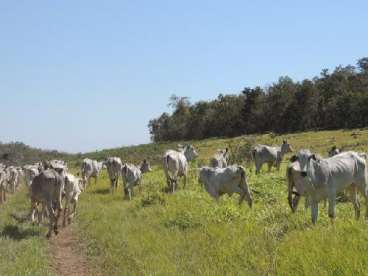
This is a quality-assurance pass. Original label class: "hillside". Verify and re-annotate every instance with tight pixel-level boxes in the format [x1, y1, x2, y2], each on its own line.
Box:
[1, 129, 368, 275]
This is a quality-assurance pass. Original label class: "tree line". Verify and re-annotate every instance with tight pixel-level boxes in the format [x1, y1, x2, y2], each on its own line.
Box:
[148, 57, 368, 142]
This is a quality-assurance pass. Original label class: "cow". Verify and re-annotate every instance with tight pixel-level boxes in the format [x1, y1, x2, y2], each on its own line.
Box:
[295, 149, 368, 224]
[105, 157, 123, 193]
[198, 165, 253, 207]
[163, 144, 198, 192]
[328, 146, 341, 157]
[6, 166, 20, 193]
[30, 167, 66, 238]
[63, 173, 83, 226]
[81, 158, 104, 188]
[0, 167, 8, 203]
[121, 160, 152, 200]
[210, 148, 229, 168]
[252, 140, 293, 174]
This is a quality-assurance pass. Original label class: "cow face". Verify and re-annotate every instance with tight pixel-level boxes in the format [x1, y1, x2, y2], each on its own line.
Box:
[281, 140, 294, 153]
[140, 160, 152, 173]
[184, 145, 198, 161]
[296, 149, 313, 177]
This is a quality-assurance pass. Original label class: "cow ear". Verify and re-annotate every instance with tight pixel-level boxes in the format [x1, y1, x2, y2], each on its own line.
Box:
[290, 155, 298, 162]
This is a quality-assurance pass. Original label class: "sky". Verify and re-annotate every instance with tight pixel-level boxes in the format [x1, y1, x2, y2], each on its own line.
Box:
[0, 1, 367, 153]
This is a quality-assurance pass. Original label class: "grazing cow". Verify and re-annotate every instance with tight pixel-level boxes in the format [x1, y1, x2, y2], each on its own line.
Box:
[328, 146, 341, 157]
[30, 167, 66, 238]
[210, 148, 229, 168]
[63, 173, 83, 226]
[198, 165, 253, 207]
[105, 157, 123, 193]
[296, 150, 368, 224]
[163, 144, 198, 192]
[81, 158, 104, 188]
[252, 140, 293, 174]
[121, 160, 152, 200]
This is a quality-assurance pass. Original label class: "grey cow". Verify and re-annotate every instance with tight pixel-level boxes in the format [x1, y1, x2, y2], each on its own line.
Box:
[252, 140, 293, 174]
[198, 165, 253, 207]
[163, 144, 198, 192]
[81, 158, 104, 188]
[30, 168, 65, 238]
[105, 157, 123, 193]
[210, 148, 229, 168]
[296, 150, 368, 224]
[121, 160, 152, 200]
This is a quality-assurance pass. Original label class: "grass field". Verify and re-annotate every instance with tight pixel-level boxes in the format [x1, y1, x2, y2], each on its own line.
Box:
[1, 129, 368, 275]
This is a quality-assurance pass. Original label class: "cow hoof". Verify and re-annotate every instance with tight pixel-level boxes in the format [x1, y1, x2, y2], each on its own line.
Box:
[68, 218, 72, 224]
[46, 233, 51, 239]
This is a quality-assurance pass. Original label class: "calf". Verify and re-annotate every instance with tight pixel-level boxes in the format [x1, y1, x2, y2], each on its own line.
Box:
[210, 148, 229, 168]
[198, 165, 253, 207]
[63, 173, 83, 226]
[121, 160, 152, 200]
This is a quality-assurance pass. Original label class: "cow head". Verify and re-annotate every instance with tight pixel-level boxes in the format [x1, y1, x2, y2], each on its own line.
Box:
[295, 149, 314, 177]
[140, 159, 152, 173]
[184, 145, 198, 161]
[281, 140, 294, 153]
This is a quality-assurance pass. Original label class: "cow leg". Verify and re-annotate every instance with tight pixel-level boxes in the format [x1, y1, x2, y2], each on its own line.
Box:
[349, 185, 360, 219]
[311, 200, 319, 224]
[327, 189, 337, 222]
[267, 162, 272, 173]
[46, 202, 56, 239]
[183, 174, 187, 189]
[304, 195, 310, 210]
[63, 199, 69, 227]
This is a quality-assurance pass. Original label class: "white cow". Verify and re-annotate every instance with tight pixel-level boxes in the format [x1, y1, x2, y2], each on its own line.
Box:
[252, 140, 293, 174]
[296, 150, 368, 224]
[63, 173, 83, 226]
[105, 157, 123, 193]
[81, 158, 104, 188]
[0, 167, 8, 203]
[163, 144, 198, 192]
[121, 160, 152, 200]
[198, 165, 253, 207]
[210, 148, 229, 168]
[6, 166, 20, 193]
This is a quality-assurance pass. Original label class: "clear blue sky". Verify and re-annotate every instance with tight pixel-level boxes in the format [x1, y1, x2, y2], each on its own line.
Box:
[0, 1, 367, 153]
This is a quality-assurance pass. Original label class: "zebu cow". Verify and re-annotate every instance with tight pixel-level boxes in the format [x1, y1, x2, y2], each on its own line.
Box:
[6, 166, 20, 193]
[30, 167, 66, 238]
[81, 158, 104, 188]
[0, 167, 8, 203]
[198, 165, 253, 207]
[210, 148, 229, 168]
[63, 173, 83, 226]
[163, 145, 198, 192]
[296, 150, 368, 224]
[328, 146, 341, 157]
[121, 160, 152, 200]
[252, 140, 293, 174]
[105, 157, 123, 193]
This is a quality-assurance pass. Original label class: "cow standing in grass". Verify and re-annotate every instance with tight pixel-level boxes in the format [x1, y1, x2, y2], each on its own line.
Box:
[121, 160, 152, 200]
[63, 173, 83, 226]
[105, 157, 123, 193]
[252, 140, 293, 174]
[81, 158, 104, 188]
[296, 150, 368, 224]
[328, 146, 341, 157]
[163, 144, 198, 192]
[30, 166, 66, 238]
[0, 167, 8, 203]
[198, 165, 253, 207]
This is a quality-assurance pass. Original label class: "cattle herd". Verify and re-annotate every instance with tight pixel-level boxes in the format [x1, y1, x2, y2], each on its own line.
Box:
[0, 140, 367, 238]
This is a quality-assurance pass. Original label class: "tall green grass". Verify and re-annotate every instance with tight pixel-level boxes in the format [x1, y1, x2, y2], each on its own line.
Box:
[76, 129, 368, 275]
[0, 187, 53, 276]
